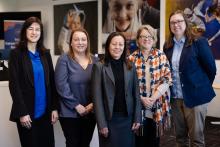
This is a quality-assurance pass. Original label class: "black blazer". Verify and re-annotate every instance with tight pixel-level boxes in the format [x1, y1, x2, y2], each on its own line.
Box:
[8, 49, 59, 122]
[91, 62, 141, 129]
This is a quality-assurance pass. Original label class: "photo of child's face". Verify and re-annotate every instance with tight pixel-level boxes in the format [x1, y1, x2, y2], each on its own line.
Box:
[108, 0, 138, 32]
[54, 2, 97, 55]
[71, 15, 82, 30]
[66, 9, 84, 31]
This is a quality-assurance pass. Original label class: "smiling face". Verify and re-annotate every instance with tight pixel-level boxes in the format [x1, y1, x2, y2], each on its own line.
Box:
[109, 35, 125, 59]
[26, 22, 41, 44]
[137, 29, 154, 50]
[71, 31, 88, 54]
[108, 0, 137, 32]
[70, 15, 82, 30]
[170, 13, 186, 39]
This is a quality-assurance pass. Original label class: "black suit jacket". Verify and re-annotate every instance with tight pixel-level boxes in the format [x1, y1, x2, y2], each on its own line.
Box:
[8, 49, 59, 122]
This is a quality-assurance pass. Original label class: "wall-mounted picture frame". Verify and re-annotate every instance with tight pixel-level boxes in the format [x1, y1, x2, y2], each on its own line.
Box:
[165, 0, 220, 86]
[165, 0, 220, 60]
[54, 1, 98, 55]
[101, 0, 160, 54]
[0, 12, 41, 81]
[0, 12, 41, 60]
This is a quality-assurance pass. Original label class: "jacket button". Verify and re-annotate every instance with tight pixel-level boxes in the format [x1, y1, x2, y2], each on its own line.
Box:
[182, 84, 184, 87]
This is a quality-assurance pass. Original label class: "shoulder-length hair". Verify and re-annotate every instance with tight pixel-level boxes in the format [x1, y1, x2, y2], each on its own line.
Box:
[136, 24, 158, 48]
[164, 10, 194, 49]
[104, 32, 132, 69]
[16, 17, 46, 53]
[68, 28, 92, 63]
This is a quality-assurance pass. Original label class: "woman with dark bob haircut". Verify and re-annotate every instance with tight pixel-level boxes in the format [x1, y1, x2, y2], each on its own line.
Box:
[8, 17, 59, 147]
[91, 32, 141, 147]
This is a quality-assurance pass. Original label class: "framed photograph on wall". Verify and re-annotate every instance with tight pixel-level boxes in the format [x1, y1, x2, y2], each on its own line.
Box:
[0, 12, 41, 81]
[101, 0, 160, 54]
[54, 1, 98, 55]
[0, 12, 41, 60]
[165, 0, 220, 60]
[165, 0, 220, 86]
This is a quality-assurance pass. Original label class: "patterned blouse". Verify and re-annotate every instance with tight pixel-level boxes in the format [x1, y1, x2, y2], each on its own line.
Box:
[129, 48, 172, 136]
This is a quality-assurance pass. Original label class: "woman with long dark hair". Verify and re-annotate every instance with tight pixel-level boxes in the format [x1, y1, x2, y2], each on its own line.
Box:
[91, 32, 141, 147]
[8, 17, 59, 147]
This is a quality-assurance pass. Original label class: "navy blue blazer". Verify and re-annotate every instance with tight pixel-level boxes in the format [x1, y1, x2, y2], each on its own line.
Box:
[164, 37, 216, 108]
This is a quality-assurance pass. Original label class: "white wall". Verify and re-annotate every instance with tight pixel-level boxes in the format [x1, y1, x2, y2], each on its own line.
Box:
[0, 0, 16, 11]
[207, 88, 220, 117]
[0, 82, 20, 147]
[0, 0, 219, 146]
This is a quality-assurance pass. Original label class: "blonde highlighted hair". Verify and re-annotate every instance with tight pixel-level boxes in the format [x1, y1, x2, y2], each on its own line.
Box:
[136, 24, 158, 47]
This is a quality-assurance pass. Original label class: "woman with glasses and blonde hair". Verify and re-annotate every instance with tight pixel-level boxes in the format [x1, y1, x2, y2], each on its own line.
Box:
[129, 25, 172, 147]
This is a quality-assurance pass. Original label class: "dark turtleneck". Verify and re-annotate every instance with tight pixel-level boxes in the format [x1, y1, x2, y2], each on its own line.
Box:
[110, 58, 127, 116]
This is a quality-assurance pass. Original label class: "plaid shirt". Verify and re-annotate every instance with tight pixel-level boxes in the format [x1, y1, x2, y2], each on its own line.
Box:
[129, 48, 172, 135]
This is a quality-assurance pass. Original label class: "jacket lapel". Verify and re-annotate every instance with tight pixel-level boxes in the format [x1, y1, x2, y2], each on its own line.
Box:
[165, 47, 174, 64]
[40, 54, 49, 87]
[23, 52, 34, 86]
[105, 63, 115, 85]
[123, 63, 128, 92]
[179, 42, 190, 70]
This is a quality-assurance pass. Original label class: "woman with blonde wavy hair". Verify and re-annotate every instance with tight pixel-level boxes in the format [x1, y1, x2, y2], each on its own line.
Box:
[129, 25, 172, 147]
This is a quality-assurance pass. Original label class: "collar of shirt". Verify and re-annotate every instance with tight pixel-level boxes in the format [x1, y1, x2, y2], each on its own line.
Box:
[28, 50, 39, 59]
[173, 36, 186, 46]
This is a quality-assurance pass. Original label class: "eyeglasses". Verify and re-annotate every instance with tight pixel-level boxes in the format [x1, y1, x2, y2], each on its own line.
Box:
[139, 35, 154, 40]
[170, 20, 185, 26]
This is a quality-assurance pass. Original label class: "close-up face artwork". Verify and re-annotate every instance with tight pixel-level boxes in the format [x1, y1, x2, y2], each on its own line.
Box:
[108, 0, 138, 32]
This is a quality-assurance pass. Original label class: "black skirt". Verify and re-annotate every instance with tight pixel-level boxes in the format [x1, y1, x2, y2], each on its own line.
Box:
[99, 113, 135, 147]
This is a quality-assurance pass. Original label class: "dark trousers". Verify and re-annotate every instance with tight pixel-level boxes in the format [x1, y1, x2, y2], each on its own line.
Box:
[16, 114, 55, 147]
[59, 114, 96, 147]
[135, 117, 160, 147]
